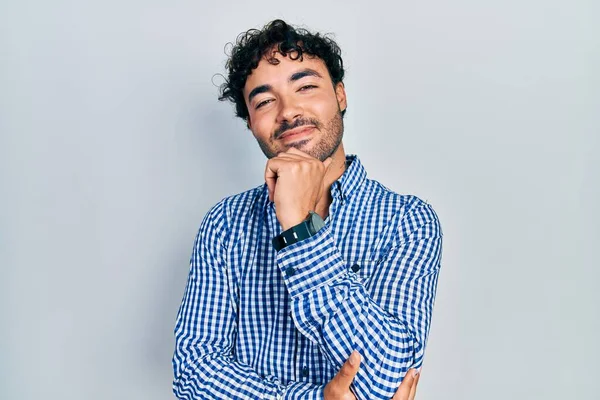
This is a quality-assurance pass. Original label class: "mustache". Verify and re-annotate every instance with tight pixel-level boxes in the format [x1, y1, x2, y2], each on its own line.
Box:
[274, 118, 321, 139]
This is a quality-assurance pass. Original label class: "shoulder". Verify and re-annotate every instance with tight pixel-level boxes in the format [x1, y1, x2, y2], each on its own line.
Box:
[364, 178, 439, 217]
[364, 178, 442, 238]
[199, 183, 267, 241]
[214, 183, 267, 219]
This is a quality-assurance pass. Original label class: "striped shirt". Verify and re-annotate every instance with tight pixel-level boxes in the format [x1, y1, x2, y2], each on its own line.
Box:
[173, 154, 443, 399]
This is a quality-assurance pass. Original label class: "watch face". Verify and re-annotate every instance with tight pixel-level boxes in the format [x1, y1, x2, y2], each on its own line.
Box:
[308, 211, 325, 234]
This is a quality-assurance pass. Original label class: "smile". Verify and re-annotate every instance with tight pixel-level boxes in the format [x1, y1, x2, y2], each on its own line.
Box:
[278, 126, 315, 142]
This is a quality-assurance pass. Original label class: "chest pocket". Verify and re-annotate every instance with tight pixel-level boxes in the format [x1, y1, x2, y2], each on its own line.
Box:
[346, 259, 379, 287]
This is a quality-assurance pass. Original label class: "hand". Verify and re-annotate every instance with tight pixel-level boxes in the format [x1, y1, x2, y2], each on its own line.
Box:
[323, 350, 421, 400]
[265, 148, 332, 230]
[323, 351, 360, 400]
[392, 369, 420, 400]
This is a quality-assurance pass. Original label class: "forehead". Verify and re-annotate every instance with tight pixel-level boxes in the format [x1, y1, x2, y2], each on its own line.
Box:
[243, 52, 330, 94]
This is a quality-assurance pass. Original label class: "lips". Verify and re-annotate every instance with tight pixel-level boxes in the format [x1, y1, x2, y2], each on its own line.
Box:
[279, 126, 315, 141]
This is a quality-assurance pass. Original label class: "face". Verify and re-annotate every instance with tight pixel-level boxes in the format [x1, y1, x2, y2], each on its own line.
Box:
[243, 51, 347, 161]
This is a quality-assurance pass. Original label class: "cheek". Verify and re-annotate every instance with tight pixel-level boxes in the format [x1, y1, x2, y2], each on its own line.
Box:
[251, 118, 274, 141]
[309, 95, 339, 116]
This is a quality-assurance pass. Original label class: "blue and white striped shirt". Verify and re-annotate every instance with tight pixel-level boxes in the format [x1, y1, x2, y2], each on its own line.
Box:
[173, 155, 442, 399]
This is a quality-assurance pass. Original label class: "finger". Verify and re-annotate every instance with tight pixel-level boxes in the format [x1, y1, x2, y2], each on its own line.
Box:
[283, 148, 332, 169]
[408, 371, 420, 400]
[274, 152, 309, 161]
[265, 172, 275, 202]
[265, 157, 295, 178]
[264, 157, 302, 201]
[265, 160, 284, 202]
[391, 370, 415, 400]
[266, 156, 304, 170]
[273, 153, 326, 175]
[333, 351, 361, 389]
[285, 147, 311, 157]
[277, 150, 330, 170]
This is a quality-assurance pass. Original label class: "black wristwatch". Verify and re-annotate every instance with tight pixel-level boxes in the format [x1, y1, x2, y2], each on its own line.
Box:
[272, 211, 325, 251]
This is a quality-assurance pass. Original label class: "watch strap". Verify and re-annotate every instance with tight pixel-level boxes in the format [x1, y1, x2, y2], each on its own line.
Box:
[272, 217, 313, 251]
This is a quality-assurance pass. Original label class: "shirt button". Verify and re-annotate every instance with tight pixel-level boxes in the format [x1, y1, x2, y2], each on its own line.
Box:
[351, 263, 360, 273]
[301, 366, 309, 377]
[285, 267, 295, 277]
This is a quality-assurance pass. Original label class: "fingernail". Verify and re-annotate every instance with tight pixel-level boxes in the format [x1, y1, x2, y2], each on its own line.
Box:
[413, 369, 420, 378]
[348, 351, 359, 367]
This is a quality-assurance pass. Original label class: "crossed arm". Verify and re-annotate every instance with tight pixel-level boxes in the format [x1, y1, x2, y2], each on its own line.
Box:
[172, 204, 323, 399]
[275, 201, 442, 399]
[172, 200, 442, 399]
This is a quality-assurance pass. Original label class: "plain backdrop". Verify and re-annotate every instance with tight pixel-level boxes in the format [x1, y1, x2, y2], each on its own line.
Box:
[1, 0, 598, 399]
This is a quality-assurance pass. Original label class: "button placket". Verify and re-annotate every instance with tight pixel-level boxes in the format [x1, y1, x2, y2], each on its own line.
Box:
[328, 183, 344, 219]
[285, 266, 295, 277]
[298, 345, 306, 380]
[301, 365, 309, 378]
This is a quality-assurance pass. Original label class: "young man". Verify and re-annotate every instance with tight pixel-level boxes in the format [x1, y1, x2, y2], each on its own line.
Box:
[173, 20, 442, 400]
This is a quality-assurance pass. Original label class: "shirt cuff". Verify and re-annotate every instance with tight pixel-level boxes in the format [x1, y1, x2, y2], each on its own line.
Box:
[276, 224, 347, 298]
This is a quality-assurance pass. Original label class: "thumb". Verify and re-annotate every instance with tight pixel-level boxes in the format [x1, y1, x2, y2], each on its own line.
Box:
[333, 351, 361, 389]
[392, 369, 417, 400]
[265, 163, 277, 202]
[266, 176, 276, 202]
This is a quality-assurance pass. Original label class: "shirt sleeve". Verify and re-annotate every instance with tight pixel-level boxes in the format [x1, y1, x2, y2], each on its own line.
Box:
[172, 202, 326, 400]
[276, 200, 443, 400]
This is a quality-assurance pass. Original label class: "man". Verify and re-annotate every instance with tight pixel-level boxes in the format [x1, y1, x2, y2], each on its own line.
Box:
[173, 19, 442, 400]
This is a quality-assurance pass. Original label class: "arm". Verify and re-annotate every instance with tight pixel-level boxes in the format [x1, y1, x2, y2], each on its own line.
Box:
[277, 201, 442, 400]
[172, 202, 324, 400]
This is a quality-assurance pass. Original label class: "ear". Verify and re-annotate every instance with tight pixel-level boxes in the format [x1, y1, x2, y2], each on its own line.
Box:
[246, 114, 252, 130]
[335, 82, 347, 113]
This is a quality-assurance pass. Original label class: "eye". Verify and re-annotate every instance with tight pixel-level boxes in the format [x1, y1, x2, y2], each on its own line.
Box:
[299, 85, 317, 91]
[256, 99, 273, 109]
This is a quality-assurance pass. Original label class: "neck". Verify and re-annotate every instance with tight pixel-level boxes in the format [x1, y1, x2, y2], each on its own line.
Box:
[316, 143, 347, 219]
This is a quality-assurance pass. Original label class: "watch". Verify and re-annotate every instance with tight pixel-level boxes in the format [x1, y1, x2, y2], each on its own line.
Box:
[272, 211, 325, 251]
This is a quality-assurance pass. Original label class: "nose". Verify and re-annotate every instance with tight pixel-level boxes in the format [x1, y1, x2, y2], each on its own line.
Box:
[276, 96, 303, 124]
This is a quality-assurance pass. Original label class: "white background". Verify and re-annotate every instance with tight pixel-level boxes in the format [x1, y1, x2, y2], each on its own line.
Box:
[1, 0, 598, 399]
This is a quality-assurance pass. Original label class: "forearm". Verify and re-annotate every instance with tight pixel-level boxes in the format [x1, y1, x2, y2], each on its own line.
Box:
[277, 217, 441, 400]
[174, 205, 327, 400]
[173, 203, 324, 400]
[173, 353, 278, 399]
[291, 278, 418, 400]
[173, 351, 325, 400]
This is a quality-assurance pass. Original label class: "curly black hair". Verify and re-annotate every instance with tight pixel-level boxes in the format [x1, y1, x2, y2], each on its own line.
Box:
[218, 19, 346, 122]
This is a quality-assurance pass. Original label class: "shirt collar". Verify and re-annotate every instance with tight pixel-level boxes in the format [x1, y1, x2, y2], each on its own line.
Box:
[331, 154, 367, 202]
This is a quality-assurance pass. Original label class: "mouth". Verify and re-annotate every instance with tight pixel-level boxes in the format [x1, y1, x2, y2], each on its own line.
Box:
[278, 126, 316, 142]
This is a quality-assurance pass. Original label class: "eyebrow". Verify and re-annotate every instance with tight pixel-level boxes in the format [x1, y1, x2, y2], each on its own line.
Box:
[247, 68, 324, 104]
[290, 68, 323, 82]
[248, 84, 272, 104]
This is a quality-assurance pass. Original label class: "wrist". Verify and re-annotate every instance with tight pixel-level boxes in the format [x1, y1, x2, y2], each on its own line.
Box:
[280, 211, 310, 231]
[272, 211, 326, 252]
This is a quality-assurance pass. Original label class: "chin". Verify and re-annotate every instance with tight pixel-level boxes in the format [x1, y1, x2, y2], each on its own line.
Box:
[281, 138, 310, 153]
